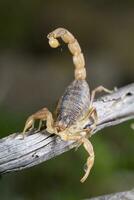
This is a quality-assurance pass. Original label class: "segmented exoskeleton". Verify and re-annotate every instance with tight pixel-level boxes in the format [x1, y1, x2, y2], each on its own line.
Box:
[48, 28, 92, 131]
[23, 28, 111, 182]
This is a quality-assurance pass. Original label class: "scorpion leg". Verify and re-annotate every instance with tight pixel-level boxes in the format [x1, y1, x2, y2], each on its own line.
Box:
[23, 107, 55, 135]
[87, 107, 98, 130]
[82, 86, 112, 132]
[79, 106, 98, 133]
[86, 107, 98, 127]
[81, 85, 112, 132]
[57, 131, 94, 183]
[23, 114, 35, 134]
[80, 137, 94, 183]
[90, 86, 112, 107]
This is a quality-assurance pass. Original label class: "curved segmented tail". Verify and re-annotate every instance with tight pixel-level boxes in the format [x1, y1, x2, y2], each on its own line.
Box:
[47, 28, 86, 80]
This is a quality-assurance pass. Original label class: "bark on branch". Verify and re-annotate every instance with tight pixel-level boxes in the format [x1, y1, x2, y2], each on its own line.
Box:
[0, 83, 134, 174]
[86, 189, 134, 200]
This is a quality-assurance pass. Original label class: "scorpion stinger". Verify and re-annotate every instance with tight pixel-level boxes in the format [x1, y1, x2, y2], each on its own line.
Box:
[47, 27, 86, 81]
[23, 27, 112, 183]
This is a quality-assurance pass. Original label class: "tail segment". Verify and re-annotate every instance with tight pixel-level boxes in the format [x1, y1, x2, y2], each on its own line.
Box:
[47, 28, 86, 80]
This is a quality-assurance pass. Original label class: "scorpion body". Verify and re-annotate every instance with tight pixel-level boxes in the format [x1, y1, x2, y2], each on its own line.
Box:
[23, 27, 111, 183]
[55, 79, 90, 130]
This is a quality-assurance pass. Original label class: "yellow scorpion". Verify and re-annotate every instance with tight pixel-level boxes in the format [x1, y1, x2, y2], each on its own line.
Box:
[23, 28, 111, 183]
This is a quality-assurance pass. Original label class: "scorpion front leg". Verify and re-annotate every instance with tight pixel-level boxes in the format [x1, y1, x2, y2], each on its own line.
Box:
[23, 107, 55, 135]
[57, 132, 94, 183]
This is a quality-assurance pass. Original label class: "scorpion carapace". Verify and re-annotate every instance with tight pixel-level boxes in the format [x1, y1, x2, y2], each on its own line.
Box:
[23, 27, 112, 183]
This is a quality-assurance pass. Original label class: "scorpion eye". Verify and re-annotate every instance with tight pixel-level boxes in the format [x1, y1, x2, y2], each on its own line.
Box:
[48, 38, 60, 48]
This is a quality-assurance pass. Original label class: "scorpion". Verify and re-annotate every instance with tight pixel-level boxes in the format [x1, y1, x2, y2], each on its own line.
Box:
[23, 27, 111, 183]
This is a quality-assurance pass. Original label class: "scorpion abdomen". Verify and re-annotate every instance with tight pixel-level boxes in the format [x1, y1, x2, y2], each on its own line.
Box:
[55, 80, 90, 129]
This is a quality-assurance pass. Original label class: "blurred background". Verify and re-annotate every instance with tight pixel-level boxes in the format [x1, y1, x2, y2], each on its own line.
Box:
[0, 0, 134, 199]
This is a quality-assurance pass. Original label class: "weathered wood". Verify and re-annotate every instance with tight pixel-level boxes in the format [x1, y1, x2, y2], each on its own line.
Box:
[86, 189, 134, 200]
[0, 83, 134, 174]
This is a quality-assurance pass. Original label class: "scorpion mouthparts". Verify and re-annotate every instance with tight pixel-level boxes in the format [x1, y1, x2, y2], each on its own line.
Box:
[54, 121, 66, 132]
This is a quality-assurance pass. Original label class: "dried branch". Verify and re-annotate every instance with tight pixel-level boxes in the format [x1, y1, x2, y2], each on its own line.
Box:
[0, 83, 134, 174]
[86, 189, 134, 200]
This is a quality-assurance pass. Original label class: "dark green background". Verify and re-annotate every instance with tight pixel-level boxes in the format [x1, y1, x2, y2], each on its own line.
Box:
[0, 1, 134, 199]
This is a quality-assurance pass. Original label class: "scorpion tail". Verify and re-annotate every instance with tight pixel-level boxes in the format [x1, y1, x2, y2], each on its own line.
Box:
[47, 28, 86, 80]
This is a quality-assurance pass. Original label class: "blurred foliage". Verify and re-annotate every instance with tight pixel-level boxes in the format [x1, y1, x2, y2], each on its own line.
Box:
[0, 0, 134, 199]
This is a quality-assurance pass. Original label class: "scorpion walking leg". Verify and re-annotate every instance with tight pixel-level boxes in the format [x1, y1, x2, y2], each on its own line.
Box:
[79, 106, 98, 133]
[23, 115, 35, 134]
[80, 137, 94, 183]
[85, 86, 112, 130]
[86, 107, 98, 128]
[23, 107, 55, 135]
[57, 132, 94, 183]
[90, 86, 112, 107]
